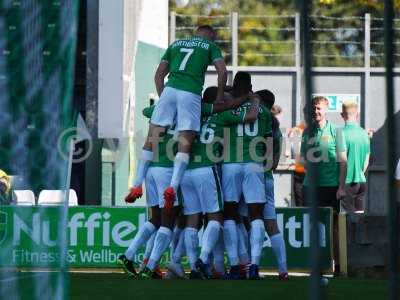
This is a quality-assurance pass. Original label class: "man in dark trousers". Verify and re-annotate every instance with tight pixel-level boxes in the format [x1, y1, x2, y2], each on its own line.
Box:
[340, 101, 370, 212]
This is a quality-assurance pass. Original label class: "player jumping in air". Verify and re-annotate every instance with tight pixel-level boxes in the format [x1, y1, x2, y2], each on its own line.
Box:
[126, 25, 227, 208]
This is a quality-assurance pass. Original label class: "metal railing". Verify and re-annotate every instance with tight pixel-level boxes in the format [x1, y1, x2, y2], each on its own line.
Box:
[170, 12, 400, 68]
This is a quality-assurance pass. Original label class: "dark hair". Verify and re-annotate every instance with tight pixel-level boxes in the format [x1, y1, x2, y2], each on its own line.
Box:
[224, 85, 233, 93]
[196, 25, 215, 34]
[232, 71, 252, 93]
[255, 89, 275, 110]
[203, 86, 218, 103]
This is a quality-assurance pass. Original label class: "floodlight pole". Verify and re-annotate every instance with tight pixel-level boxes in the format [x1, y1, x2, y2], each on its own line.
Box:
[299, 0, 322, 299]
[295, 12, 302, 126]
[363, 13, 370, 130]
[56, 138, 74, 300]
[383, 1, 399, 300]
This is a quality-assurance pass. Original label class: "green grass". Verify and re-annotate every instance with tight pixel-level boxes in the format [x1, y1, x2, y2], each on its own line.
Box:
[1, 272, 395, 300]
[68, 273, 391, 300]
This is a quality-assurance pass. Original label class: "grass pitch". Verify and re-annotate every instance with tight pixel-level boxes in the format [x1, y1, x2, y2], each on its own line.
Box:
[1, 271, 394, 300]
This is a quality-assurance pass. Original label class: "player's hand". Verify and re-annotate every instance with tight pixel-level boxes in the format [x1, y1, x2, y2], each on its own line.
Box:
[248, 93, 260, 103]
[367, 128, 374, 139]
[336, 187, 346, 200]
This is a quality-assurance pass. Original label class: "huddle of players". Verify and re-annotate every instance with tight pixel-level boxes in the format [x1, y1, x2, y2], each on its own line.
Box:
[119, 73, 288, 280]
[117, 25, 287, 280]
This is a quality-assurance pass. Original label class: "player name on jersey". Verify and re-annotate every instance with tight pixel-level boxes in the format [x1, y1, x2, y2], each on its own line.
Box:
[171, 38, 211, 50]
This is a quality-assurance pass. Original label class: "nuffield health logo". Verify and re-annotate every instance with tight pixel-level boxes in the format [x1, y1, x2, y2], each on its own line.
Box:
[0, 210, 7, 245]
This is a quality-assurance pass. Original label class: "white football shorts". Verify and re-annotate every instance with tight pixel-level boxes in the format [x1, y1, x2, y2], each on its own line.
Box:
[222, 163, 266, 204]
[180, 166, 223, 215]
[150, 86, 201, 132]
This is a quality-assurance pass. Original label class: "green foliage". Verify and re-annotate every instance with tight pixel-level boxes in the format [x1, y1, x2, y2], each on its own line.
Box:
[170, 0, 400, 67]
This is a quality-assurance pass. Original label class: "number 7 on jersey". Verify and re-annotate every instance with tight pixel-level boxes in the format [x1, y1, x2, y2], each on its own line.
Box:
[179, 48, 194, 70]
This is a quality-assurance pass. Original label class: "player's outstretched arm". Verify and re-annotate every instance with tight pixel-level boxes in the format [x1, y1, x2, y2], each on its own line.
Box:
[243, 94, 260, 123]
[214, 59, 227, 102]
[154, 61, 169, 97]
[212, 93, 249, 114]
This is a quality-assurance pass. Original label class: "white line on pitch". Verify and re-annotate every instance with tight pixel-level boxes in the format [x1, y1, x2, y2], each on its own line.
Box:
[0, 273, 44, 283]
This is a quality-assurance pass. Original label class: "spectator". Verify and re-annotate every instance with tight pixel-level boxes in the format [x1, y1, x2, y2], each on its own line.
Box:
[300, 96, 347, 275]
[287, 122, 306, 206]
[340, 101, 370, 212]
[0, 170, 15, 205]
[271, 105, 283, 123]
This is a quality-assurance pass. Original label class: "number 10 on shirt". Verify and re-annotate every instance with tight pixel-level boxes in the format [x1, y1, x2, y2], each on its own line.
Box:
[237, 120, 259, 137]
